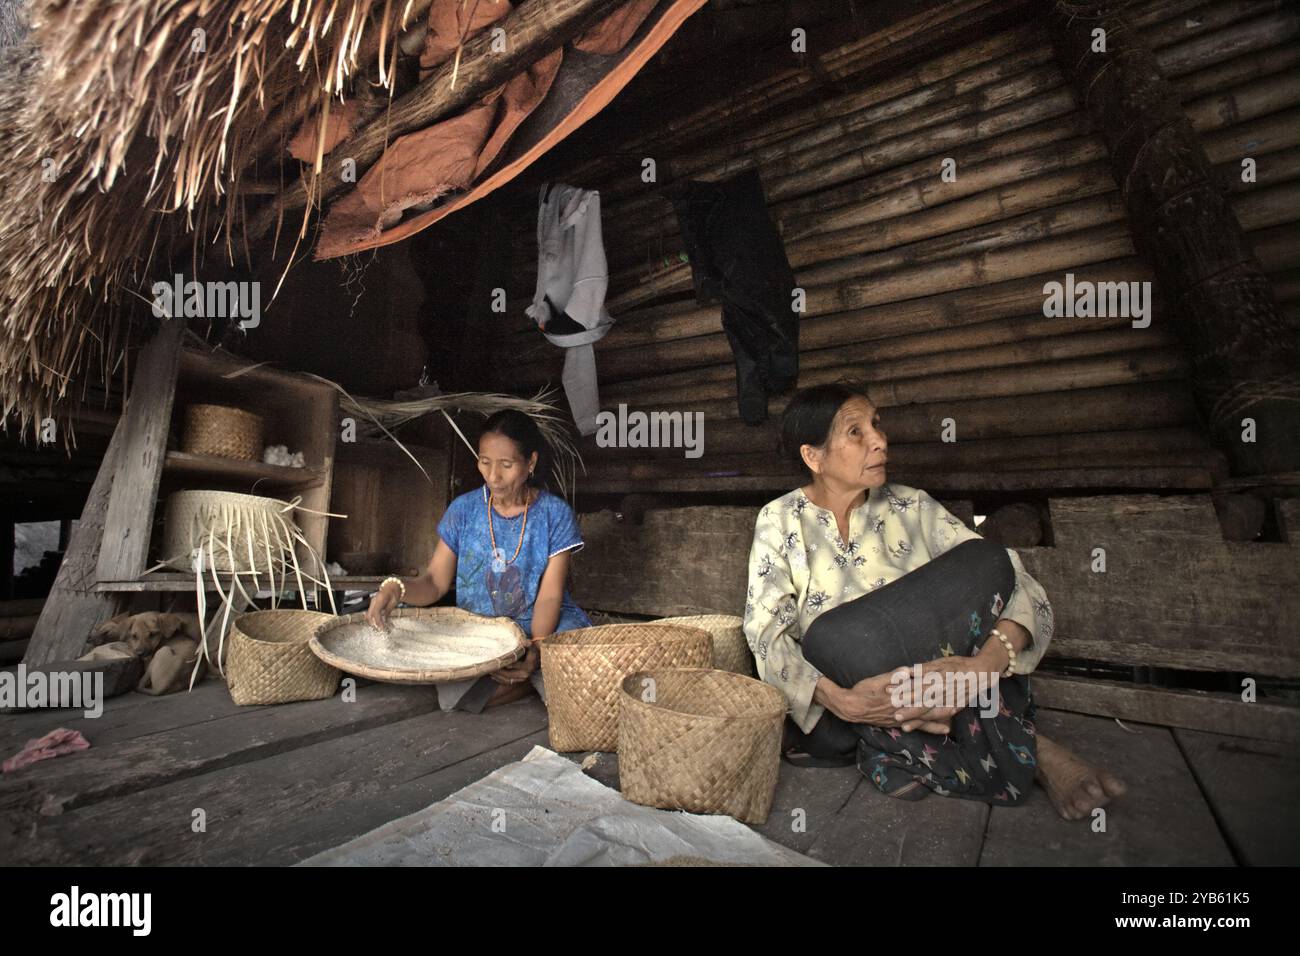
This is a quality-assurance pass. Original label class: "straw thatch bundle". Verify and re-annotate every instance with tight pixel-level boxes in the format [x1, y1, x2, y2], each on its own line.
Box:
[0, 0, 425, 434]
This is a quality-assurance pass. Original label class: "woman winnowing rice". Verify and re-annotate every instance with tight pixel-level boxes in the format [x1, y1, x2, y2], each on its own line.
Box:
[745, 383, 1127, 820]
[365, 409, 591, 712]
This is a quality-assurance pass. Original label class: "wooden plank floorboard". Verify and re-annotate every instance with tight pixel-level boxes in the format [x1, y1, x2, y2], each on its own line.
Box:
[1173, 728, 1300, 866]
[0, 682, 441, 815]
[274, 728, 553, 865]
[0, 678, 253, 756]
[980, 710, 1234, 866]
[750, 763, 864, 855]
[0, 699, 550, 865]
[804, 777, 989, 866]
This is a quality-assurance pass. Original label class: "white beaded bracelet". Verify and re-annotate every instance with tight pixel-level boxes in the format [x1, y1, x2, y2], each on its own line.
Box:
[380, 576, 406, 603]
[991, 627, 1017, 677]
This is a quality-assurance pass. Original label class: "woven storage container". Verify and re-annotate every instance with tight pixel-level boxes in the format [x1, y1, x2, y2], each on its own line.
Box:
[618, 668, 785, 824]
[540, 623, 711, 753]
[182, 403, 264, 461]
[311, 607, 526, 684]
[650, 614, 753, 676]
[226, 610, 341, 705]
[162, 490, 287, 573]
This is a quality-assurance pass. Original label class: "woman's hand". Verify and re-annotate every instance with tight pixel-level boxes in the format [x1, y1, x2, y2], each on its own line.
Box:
[817, 672, 956, 733]
[491, 642, 540, 685]
[365, 582, 400, 631]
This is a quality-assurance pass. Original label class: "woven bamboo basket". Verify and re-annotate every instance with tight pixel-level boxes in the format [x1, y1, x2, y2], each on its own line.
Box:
[310, 607, 526, 684]
[182, 404, 264, 461]
[650, 614, 753, 676]
[539, 623, 711, 753]
[226, 610, 341, 705]
[618, 668, 786, 824]
[161, 490, 287, 573]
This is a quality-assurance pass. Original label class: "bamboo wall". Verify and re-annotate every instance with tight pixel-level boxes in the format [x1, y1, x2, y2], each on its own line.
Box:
[489, 0, 1299, 498]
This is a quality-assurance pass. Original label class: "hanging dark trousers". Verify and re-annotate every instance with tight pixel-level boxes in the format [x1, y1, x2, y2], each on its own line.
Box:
[671, 170, 799, 425]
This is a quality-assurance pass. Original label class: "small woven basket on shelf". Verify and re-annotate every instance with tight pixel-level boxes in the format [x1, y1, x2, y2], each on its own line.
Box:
[539, 623, 711, 753]
[226, 610, 341, 705]
[182, 403, 264, 461]
[618, 668, 786, 825]
[649, 614, 753, 676]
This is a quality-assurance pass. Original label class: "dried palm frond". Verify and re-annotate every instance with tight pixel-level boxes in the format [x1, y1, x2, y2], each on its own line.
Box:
[0, 0, 431, 435]
[318, 379, 587, 499]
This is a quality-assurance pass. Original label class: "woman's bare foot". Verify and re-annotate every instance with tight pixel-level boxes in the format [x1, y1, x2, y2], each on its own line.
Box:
[485, 679, 534, 708]
[1035, 734, 1128, 821]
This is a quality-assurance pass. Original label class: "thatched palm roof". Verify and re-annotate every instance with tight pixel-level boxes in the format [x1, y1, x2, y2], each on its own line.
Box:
[0, 0, 431, 434]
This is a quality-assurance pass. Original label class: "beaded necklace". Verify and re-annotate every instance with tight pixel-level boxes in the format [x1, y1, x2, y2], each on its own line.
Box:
[487, 488, 531, 566]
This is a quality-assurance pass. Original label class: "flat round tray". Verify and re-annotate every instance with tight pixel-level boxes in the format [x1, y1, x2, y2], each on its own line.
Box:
[309, 607, 526, 684]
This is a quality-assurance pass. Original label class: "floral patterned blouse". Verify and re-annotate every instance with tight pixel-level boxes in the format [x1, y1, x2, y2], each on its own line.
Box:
[743, 483, 1055, 733]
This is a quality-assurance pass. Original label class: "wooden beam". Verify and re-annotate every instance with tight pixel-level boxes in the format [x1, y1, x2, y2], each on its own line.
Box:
[248, 0, 627, 242]
[95, 320, 184, 584]
[573, 492, 1299, 676]
[1047, 1, 1300, 476]
[1034, 674, 1300, 745]
[24, 421, 127, 666]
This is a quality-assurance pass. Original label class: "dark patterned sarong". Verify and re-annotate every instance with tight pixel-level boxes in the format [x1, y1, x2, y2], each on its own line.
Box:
[793, 537, 1038, 805]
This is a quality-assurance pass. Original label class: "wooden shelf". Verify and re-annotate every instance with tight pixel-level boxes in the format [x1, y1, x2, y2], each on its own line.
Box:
[164, 451, 324, 491]
[95, 571, 328, 595]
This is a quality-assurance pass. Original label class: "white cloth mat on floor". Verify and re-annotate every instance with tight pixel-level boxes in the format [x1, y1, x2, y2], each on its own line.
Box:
[298, 745, 821, 867]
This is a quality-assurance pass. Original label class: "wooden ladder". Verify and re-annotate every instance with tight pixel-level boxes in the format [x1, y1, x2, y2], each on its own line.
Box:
[23, 321, 185, 666]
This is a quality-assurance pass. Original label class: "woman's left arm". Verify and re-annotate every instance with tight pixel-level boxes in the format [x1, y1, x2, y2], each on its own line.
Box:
[916, 491, 1054, 674]
[491, 551, 571, 684]
[992, 550, 1054, 674]
[530, 551, 571, 642]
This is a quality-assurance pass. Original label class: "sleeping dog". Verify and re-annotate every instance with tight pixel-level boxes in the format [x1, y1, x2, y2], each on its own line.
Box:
[87, 612, 216, 696]
[89, 611, 203, 658]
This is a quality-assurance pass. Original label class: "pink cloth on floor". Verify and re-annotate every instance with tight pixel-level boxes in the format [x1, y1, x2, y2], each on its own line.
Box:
[2, 728, 90, 773]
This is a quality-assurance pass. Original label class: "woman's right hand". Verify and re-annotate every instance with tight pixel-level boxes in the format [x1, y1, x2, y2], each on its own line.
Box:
[365, 582, 399, 631]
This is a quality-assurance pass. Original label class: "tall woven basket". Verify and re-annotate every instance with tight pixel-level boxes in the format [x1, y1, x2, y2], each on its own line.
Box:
[226, 610, 341, 705]
[539, 623, 711, 753]
[618, 668, 786, 825]
[650, 614, 753, 676]
[161, 490, 287, 573]
[182, 404, 264, 461]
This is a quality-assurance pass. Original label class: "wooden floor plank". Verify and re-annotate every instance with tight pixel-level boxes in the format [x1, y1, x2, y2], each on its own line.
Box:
[802, 776, 990, 866]
[0, 699, 550, 865]
[0, 677, 252, 756]
[980, 710, 1234, 866]
[750, 762, 865, 855]
[1173, 728, 1300, 866]
[272, 728, 553, 865]
[0, 682, 441, 815]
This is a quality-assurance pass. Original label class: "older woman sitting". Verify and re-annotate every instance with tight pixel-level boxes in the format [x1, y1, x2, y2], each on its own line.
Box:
[744, 383, 1126, 819]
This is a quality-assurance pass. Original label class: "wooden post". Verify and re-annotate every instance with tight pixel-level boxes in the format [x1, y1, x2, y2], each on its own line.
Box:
[1047, 0, 1300, 476]
[25, 320, 183, 666]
